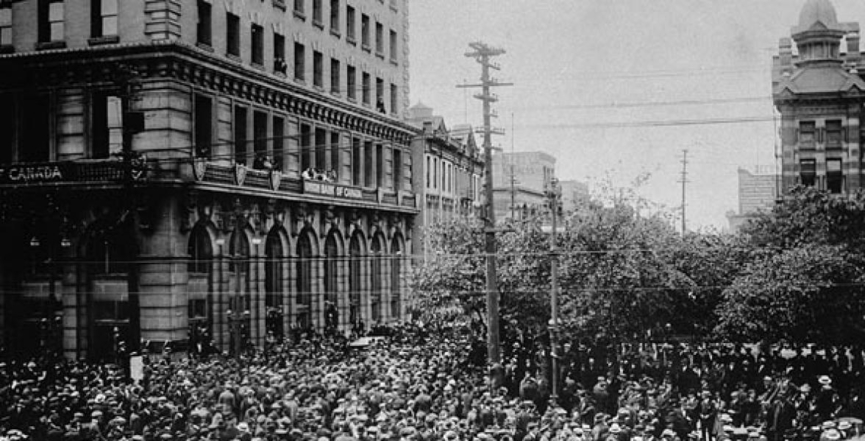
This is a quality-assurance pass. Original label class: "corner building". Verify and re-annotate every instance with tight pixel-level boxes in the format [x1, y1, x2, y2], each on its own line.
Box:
[0, 0, 418, 361]
[773, 0, 865, 194]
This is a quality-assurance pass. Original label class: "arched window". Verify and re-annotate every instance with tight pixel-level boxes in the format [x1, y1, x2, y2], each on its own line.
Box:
[188, 224, 213, 274]
[296, 232, 313, 328]
[391, 237, 402, 319]
[370, 235, 383, 323]
[265, 229, 284, 337]
[229, 230, 250, 313]
[324, 232, 339, 329]
[349, 232, 363, 327]
[187, 225, 213, 322]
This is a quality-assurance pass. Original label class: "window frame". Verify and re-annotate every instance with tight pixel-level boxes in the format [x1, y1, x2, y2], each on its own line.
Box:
[313, 50, 324, 88]
[294, 42, 306, 82]
[346, 5, 356, 44]
[196, 0, 212, 47]
[226, 12, 241, 57]
[90, 0, 118, 38]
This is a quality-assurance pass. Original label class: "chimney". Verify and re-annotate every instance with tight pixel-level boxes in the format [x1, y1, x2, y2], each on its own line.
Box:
[780, 38, 793, 74]
[847, 31, 860, 64]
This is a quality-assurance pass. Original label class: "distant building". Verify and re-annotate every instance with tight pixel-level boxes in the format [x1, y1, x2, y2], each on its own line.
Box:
[773, 0, 865, 195]
[492, 151, 556, 223]
[558, 180, 591, 213]
[727, 166, 779, 232]
[407, 104, 483, 258]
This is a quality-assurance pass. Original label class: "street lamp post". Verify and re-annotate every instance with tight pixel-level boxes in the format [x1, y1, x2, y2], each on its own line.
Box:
[545, 177, 562, 406]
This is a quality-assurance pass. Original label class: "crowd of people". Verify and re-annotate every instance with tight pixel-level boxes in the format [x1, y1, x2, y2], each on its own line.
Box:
[0, 322, 864, 441]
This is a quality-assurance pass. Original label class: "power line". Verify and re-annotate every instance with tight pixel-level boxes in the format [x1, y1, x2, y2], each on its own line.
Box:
[516, 115, 774, 130]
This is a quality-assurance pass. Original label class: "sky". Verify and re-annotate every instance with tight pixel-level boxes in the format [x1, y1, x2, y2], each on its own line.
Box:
[408, 0, 865, 231]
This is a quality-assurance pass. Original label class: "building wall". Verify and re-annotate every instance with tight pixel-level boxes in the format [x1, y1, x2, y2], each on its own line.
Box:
[0, 0, 417, 361]
[737, 167, 777, 214]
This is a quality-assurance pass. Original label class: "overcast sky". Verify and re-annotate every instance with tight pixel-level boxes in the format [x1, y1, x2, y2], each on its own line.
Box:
[409, 0, 865, 231]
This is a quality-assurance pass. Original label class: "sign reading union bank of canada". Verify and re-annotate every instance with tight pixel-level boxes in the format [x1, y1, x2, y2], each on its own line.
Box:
[303, 180, 363, 199]
[0, 165, 64, 183]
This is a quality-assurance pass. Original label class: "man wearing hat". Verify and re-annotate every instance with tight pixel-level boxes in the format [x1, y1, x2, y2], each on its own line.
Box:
[815, 376, 838, 422]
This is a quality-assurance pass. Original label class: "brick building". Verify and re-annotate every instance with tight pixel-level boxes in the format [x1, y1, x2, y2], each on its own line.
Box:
[406, 103, 483, 258]
[0, 0, 418, 360]
[773, 0, 865, 195]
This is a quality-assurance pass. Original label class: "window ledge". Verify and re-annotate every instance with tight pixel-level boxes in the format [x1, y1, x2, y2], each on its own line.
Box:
[347, 97, 357, 103]
[251, 62, 265, 71]
[227, 53, 243, 63]
[273, 0, 287, 11]
[362, 44, 371, 53]
[88, 35, 120, 46]
[293, 10, 306, 21]
[330, 28, 341, 39]
[0, 45, 13, 54]
[36, 41, 66, 51]
[196, 42, 215, 52]
[390, 58, 398, 66]
[347, 36, 356, 46]
[274, 71, 287, 79]
[375, 51, 385, 59]
[295, 78, 306, 86]
[313, 19, 324, 30]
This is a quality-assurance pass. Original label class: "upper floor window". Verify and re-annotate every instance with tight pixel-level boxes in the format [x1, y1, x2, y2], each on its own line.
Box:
[294, 42, 306, 81]
[313, 50, 323, 88]
[226, 12, 240, 57]
[0, 6, 11, 47]
[800, 158, 816, 187]
[362, 72, 370, 105]
[234, 105, 249, 165]
[346, 64, 356, 100]
[799, 121, 816, 147]
[196, 0, 212, 46]
[91, 0, 118, 38]
[375, 77, 385, 113]
[39, 0, 65, 43]
[194, 94, 213, 158]
[274, 32, 286, 74]
[361, 14, 370, 50]
[827, 159, 843, 194]
[21, 94, 51, 163]
[346, 5, 356, 43]
[375, 21, 383, 56]
[92, 92, 124, 159]
[312, 0, 323, 27]
[330, 0, 340, 34]
[294, 0, 305, 19]
[826, 120, 843, 147]
[390, 83, 398, 115]
[330, 58, 340, 94]
[389, 29, 398, 62]
[251, 23, 264, 65]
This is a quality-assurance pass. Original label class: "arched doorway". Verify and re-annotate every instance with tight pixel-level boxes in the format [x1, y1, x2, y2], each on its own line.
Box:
[187, 223, 214, 355]
[265, 228, 285, 340]
[324, 231, 341, 332]
[390, 233, 404, 322]
[370, 233, 385, 325]
[348, 230, 365, 331]
[228, 229, 251, 355]
[295, 230, 314, 329]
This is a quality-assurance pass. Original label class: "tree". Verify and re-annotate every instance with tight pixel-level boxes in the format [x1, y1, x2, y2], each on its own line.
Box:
[715, 245, 865, 344]
[716, 186, 865, 344]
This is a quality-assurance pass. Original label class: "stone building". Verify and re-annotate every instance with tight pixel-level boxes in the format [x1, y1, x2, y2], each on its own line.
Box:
[0, 0, 418, 360]
[491, 151, 556, 223]
[726, 166, 779, 233]
[773, 0, 865, 195]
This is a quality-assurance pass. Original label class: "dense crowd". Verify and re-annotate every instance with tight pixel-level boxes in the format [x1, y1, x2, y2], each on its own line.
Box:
[0, 323, 864, 441]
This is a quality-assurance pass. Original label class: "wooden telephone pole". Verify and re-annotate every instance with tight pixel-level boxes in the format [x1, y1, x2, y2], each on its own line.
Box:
[457, 42, 512, 374]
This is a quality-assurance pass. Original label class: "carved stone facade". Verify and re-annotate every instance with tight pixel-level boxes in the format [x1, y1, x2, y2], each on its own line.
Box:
[0, 0, 417, 361]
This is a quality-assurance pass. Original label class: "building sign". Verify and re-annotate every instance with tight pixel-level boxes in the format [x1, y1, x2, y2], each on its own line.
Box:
[0, 165, 64, 183]
[303, 180, 363, 199]
[0, 161, 142, 184]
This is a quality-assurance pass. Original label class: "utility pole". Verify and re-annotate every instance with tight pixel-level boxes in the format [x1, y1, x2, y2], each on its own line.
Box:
[545, 177, 561, 406]
[458, 42, 512, 377]
[678, 149, 689, 235]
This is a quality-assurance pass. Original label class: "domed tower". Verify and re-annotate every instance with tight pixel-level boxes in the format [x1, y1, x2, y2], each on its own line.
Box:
[792, 0, 847, 65]
[773, 0, 865, 196]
